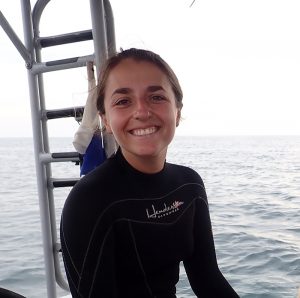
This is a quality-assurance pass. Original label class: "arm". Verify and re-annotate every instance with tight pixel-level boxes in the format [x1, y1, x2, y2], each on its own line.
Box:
[60, 175, 119, 297]
[73, 61, 100, 154]
[183, 195, 239, 297]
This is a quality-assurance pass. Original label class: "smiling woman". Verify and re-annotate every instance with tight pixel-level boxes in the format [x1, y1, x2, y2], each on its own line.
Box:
[60, 48, 240, 298]
[101, 58, 181, 173]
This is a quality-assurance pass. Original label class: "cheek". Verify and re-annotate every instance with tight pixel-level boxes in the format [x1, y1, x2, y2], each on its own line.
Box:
[168, 106, 180, 125]
[103, 111, 125, 136]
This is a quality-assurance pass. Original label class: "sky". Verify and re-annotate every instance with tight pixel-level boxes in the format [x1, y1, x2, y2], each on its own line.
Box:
[0, 0, 300, 137]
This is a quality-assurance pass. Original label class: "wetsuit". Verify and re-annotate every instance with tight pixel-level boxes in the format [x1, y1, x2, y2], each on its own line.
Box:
[60, 149, 239, 298]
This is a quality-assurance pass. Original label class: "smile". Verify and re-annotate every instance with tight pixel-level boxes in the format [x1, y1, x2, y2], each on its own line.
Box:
[130, 126, 158, 136]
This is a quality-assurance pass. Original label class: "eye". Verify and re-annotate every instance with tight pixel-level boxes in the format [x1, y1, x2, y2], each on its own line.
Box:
[114, 98, 131, 107]
[150, 94, 166, 102]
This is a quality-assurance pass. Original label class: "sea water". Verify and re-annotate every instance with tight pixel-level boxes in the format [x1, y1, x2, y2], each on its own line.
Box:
[0, 136, 299, 298]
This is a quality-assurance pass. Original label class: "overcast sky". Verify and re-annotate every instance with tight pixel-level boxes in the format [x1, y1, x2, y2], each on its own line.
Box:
[1, 0, 300, 137]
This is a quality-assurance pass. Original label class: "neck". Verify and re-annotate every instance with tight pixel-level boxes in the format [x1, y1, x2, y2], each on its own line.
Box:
[121, 149, 166, 174]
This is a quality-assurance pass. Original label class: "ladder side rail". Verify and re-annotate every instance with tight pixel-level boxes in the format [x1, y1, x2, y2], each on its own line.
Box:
[104, 0, 116, 55]
[21, 1, 57, 297]
[90, 0, 118, 157]
[33, 2, 70, 292]
[32, 0, 51, 37]
[36, 48, 70, 291]
[35, 50, 50, 156]
[0, 10, 31, 65]
[103, 0, 118, 156]
[32, 1, 54, 289]
[90, 0, 108, 72]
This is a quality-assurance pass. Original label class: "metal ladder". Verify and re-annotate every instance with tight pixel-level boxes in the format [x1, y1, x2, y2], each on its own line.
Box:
[1, 0, 116, 297]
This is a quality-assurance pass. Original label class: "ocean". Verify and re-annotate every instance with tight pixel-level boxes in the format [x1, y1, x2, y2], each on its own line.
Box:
[0, 136, 299, 298]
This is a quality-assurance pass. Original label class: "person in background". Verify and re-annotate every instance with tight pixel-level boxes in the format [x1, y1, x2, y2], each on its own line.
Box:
[73, 62, 116, 175]
[60, 48, 239, 297]
[73, 61, 101, 156]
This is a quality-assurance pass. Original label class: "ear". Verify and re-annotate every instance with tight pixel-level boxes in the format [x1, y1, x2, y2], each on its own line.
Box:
[176, 109, 181, 127]
[100, 113, 113, 134]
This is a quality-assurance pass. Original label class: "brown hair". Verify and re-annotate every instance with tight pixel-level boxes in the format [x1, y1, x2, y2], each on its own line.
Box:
[96, 48, 183, 114]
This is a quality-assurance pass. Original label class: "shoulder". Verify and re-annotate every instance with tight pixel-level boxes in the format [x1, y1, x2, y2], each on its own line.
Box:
[63, 155, 120, 211]
[166, 162, 204, 186]
[72, 157, 113, 190]
[164, 162, 207, 201]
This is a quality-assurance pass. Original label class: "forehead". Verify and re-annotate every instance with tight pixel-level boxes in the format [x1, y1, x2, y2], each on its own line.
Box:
[106, 58, 171, 89]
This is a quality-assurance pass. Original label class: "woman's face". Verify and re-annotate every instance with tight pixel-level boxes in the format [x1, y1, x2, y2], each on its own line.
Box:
[101, 58, 181, 171]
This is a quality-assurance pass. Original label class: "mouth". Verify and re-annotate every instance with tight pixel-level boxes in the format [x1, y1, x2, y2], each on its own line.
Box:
[130, 126, 158, 136]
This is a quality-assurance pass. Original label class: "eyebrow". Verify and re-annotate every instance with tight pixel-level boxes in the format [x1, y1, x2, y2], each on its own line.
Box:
[111, 85, 165, 97]
[147, 85, 165, 92]
[111, 87, 131, 96]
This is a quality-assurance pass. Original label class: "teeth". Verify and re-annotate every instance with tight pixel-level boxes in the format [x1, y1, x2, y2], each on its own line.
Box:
[131, 127, 157, 136]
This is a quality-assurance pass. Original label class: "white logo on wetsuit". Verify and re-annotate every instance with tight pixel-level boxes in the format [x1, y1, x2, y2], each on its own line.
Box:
[146, 201, 184, 219]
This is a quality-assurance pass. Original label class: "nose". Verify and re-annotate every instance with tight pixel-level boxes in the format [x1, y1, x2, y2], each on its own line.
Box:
[133, 99, 151, 120]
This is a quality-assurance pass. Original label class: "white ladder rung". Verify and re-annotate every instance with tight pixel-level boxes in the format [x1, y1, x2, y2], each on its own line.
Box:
[49, 177, 80, 188]
[39, 152, 80, 164]
[37, 29, 93, 48]
[31, 54, 94, 74]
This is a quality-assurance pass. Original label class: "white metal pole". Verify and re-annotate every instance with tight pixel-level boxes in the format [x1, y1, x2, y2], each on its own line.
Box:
[90, 0, 118, 157]
[20, 1, 57, 297]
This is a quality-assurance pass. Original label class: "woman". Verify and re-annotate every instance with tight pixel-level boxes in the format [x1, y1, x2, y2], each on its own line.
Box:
[60, 48, 239, 297]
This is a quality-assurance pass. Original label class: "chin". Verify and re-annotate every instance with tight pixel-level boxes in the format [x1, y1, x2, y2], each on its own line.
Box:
[136, 146, 167, 158]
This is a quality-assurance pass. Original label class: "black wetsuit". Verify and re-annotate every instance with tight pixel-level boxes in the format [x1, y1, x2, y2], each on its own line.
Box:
[60, 149, 239, 298]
